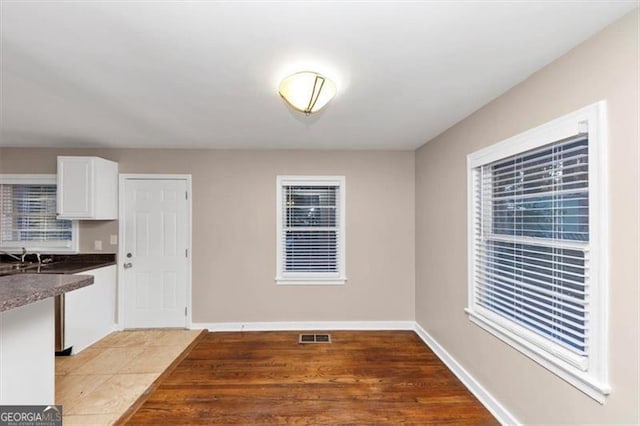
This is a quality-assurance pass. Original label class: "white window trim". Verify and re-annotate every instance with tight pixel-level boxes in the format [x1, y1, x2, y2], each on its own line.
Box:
[0, 174, 79, 253]
[466, 101, 609, 403]
[276, 175, 346, 285]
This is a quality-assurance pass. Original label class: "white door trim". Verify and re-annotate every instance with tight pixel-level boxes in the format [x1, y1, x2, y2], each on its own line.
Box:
[116, 174, 193, 330]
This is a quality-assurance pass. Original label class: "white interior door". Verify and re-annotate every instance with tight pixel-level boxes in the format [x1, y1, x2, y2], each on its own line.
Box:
[122, 178, 189, 328]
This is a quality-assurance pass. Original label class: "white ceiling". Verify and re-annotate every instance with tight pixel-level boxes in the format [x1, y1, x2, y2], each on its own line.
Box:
[0, 1, 635, 150]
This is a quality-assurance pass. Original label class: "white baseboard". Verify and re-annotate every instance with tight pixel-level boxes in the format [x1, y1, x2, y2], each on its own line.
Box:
[413, 322, 519, 426]
[190, 320, 415, 332]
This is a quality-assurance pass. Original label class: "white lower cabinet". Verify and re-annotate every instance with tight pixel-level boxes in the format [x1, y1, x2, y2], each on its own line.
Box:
[0, 298, 55, 404]
[65, 265, 117, 353]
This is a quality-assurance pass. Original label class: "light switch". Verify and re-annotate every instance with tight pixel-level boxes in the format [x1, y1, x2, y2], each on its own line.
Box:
[94, 240, 103, 250]
[110, 234, 118, 245]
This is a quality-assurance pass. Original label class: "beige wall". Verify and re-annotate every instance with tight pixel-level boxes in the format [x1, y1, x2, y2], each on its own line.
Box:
[0, 149, 415, 323]
[415, 10, 639, 424]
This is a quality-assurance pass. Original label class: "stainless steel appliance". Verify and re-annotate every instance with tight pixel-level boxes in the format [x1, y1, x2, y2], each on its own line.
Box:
[54, 294, 72, 356]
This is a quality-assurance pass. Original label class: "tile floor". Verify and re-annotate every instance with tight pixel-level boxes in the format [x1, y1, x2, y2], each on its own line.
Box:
[55, 329, 202, 425]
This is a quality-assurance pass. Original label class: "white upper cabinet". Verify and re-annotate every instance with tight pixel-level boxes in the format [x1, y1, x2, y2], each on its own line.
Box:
[57, 156, 118, 220]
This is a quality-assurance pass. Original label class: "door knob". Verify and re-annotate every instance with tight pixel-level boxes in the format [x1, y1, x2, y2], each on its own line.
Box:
[124, 262, 133, 269]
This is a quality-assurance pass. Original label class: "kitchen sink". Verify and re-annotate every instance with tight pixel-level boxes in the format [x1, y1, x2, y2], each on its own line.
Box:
[0, 262, 41, 276]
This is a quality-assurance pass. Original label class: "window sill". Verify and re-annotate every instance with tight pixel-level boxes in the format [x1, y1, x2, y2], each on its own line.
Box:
[275, 277, 346, 286]
[465, 308, 610, 403]
[0, 245, 79, 254]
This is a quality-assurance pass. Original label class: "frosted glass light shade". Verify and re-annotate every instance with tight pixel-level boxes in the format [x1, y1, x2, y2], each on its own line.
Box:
[278, 72, 337, 114]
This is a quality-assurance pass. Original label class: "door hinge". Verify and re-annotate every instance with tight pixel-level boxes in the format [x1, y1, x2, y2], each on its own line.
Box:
[185, 248, 188, 258]
[185, 191, 188, 200]
[184, 306, 187, 316]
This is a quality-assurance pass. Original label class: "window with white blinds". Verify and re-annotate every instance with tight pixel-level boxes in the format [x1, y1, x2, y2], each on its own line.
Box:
[0, 175, 78, 252]
[276, 176, 346, 285]
[466, 102, 609, 402]
[477, 135, 589, 356]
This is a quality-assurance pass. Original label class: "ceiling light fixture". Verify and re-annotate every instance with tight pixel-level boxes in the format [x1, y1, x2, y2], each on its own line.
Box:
[278, 71, 337, 115]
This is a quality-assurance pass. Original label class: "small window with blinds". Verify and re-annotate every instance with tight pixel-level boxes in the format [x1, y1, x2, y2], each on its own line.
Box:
[276, 176, 346, 285]
[0, 175, 78, 252]
[466, 102, 609, 402]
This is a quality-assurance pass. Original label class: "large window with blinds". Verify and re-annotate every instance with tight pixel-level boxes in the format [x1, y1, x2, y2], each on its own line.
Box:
[0, 175, 78, 252]
[276, 176, 346, 285]
[466, 102, 609, 402]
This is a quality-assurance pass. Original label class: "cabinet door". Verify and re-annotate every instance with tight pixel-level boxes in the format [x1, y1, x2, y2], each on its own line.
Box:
[65, 265, 117, 353]
[57, 157, 94, 218]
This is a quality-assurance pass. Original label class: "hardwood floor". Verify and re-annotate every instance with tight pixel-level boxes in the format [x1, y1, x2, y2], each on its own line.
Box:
[123, 331, 497, 425]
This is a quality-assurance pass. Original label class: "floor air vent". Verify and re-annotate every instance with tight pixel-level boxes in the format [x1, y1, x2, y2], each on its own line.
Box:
[299, 334, 332, 344]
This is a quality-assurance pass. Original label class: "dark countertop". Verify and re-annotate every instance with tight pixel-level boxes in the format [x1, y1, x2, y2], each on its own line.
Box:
[0, 273, 94, 312]
[0, 254, 115, 312]
[32, 262, 114, 274]
[0, 253, 117, 276]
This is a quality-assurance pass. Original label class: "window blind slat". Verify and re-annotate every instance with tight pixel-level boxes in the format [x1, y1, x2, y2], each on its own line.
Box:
[488, 187, 588, 201]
